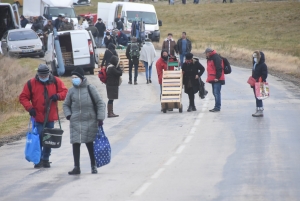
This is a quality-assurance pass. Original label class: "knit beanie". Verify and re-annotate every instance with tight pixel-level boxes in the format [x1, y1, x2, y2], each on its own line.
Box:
[185, 53, 193, 60]
[37, 64, 50, 76]
[71, 67, 85, 80]
[110, 55, 119, 66]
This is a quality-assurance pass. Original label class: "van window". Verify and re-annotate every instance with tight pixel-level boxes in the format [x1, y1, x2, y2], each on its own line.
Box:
[48, 7, 76, 18]
[8, 30, 38, 41]
[126, 11, 157, 25]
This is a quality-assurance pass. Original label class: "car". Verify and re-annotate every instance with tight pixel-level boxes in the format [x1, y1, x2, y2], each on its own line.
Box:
[73, 0, 91, 5]
[1, 29, 44, 58]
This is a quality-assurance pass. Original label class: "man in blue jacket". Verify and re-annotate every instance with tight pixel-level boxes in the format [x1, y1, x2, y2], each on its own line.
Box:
[177, 32, 192, 67]
[116, 31, 128, 46]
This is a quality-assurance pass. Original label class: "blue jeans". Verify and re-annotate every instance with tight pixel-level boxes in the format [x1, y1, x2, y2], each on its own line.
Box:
[129, 61, 138, 82]
[212, 82, 222, 110]
[96, 36, 103, 48]
[34, 121, 54, 161]
[253, 88, 263, 107]
[180, 52, 186, 67]
[143, 61, 152, 80]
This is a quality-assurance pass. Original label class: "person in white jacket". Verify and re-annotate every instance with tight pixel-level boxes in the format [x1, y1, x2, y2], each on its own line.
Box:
[139, 39, 157, 84]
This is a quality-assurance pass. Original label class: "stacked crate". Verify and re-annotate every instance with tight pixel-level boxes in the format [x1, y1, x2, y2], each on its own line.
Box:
[61, 46, 73, 66]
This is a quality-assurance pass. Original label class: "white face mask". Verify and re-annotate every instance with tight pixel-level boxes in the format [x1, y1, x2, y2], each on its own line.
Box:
[254, 58, 258, 63]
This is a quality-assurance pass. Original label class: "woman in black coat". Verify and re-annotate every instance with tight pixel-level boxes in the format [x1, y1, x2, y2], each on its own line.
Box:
[106, 56, 122, 118]
[104, 32, 116, 48]
[101, 43, 118, 67]
[251, 51, 268, 117]
[182, 53, 205, 112]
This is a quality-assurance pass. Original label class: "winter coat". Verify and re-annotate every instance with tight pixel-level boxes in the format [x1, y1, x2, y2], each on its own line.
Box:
[117, 20, 124, 30]
[101, 43, 118, 67]
[19, 75, 68, 123]
[252, 51, 268, 82]
[206, 50, 225, 85]
[106, 64, 123, 100]
[139, 41, 157, 65]
[177, 38, 192, 54]
[63, 78, 106, 144]
[182, 60, 205, 94]
[95, 22, 106, 37]
[162, 38, 178, 56]
[156, 51, 177, 85]
[60, 22, 74, 31]
[32, 19, 43, 31]
[86, 25, 99, 38]
[43, 24, 53, 33]
[54, 18, 62, 30]
[117, 32, 128, 46]
[20, 16, 29, 28]
[104, 36, 116, 48]
[126, 43, 141, 65]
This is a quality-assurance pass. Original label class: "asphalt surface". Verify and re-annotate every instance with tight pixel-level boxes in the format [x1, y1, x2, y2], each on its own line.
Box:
[0, 50, 300, 201]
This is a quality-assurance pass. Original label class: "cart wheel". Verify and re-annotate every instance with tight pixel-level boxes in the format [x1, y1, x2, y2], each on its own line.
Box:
[163, 108, 167, 113]
[179, 104, 183, 113]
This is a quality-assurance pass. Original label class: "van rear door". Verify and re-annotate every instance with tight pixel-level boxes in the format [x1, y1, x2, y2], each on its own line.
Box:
[70, 32, 90, 66]
[11, 3, 20, 28]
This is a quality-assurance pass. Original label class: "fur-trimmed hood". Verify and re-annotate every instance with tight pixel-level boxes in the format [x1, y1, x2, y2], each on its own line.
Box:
[164, 38, 175, 42]
[253, 50, 265, 64]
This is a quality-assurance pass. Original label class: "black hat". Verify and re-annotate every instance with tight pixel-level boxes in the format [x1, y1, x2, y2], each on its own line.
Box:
[110, 55, 119, 66]
[185, 53, 193, 60]
[71, 67, 85, 80]
[106, 31, 110, 35]
[98, 18, 102, 21]
[37, 64, 50, 75]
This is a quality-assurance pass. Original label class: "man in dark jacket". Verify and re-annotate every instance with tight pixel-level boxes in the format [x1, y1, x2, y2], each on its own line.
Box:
[126, 37, 140, 85]
[59, 18, 74, 31]
[86, 21, 99, 39]
[31, 16, 44, 31]
[117, 30, 128, 46]
[177, 32, 192, 67]
[19, 64, 68, 169]
[204, 48, 225, 112]
[54, 15, 63, 30]
[95, 18, 106, 48]
[116, 18, 124, 30]
[42, 20, 53, 50]
[20, 15, 29, 28]
[104, 32, 116, 48]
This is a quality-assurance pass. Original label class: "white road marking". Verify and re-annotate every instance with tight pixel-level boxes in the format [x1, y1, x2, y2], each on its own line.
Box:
[133, 182, 152, 196]
[184, 136, 193, 143]
[190, 127, 196, 134]
[194, 119, 201, 126]
[151, 168, 165, 179]
[164, 156, 177, 166]
[176, 145, 186, 154]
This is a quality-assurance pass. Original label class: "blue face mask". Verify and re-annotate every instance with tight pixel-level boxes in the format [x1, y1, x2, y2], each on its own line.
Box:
[72, 77, 81, 86]
[39, 76, 49, 82]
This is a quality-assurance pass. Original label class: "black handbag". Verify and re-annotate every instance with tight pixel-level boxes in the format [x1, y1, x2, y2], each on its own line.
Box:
[42, 100, 64, 148]
[198, 77, 208, 99]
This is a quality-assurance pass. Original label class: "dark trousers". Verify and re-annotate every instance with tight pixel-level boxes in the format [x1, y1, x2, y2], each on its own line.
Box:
[129, 60, 138, 82]
[187, 88, 195, 107]
[72, 142, 95, 167]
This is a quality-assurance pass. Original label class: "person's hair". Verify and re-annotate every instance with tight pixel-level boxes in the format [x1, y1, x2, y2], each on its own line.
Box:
[168, 33, 172, 36]
[182, 32, 186, 35]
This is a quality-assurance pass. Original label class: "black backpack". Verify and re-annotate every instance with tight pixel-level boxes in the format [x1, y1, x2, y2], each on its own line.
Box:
[130, 43, 140, 58]
[220, 56, 232, 74]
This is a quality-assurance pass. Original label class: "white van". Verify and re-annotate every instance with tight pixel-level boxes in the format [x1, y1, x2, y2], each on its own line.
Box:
[0, 3, 20, 40]
[45, 30, 98, 75]
[97, 2, 162, 42]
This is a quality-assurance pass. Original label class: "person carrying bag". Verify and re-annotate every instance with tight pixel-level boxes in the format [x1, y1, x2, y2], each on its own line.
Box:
[25, 117, 41, 165]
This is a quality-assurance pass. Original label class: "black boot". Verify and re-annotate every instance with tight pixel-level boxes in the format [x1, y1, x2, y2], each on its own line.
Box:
[68, 166, 81, 175]
[91, 166, 98, 174]
[146, 79, 149, 84]
[34, 160, 43, 169]
[192, 106, 197, 111]
[43, 160, 51, 168]
[149, 78, 152, 83]
[187, 105, 192, 112]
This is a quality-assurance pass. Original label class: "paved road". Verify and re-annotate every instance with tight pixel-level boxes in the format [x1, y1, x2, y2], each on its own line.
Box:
[1, 52, 300, 201]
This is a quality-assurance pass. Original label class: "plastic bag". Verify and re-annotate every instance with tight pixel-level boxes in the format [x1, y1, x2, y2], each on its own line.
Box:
[24, 118, 41, 164]
[94, 126, 111, 168]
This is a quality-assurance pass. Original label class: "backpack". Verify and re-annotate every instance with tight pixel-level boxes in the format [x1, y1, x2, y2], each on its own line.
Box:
[27, 77, 58, 100]
[130, 43, 140, 58]
[220, 56, 232, 74]
[98, 67, 107, 84]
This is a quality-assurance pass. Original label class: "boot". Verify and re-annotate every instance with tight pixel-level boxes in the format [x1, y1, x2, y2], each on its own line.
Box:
[146, 79, 149, 84]
[107, 104, 118, 118]
[128, 81, 132, 84]
[252, 107, 264, 117]
[149, 78, 152, 83]
[43, 160, 51, 168]
[111, 104, 119, 117]
[192, 106, 197, 111]
[34, 160, 43, 169]
[187, 105, 192, 112]
[134, 82, 138, 85]
[68, 166, 81, 175]
[91, 166, 98, 174]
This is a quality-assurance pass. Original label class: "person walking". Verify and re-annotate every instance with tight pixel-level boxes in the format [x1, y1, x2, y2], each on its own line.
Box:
[139, 39, 157, 84]
[182, 53, 205, 112]
[162, 33, 178, 57]
[251, 51, 268, 117]
[63, 67, 106, 175]
[104, 32, 116, 48]
[101, 43, 118, 67]
[106, 56, 123, 118]
[20, 15, 29, 28]
[126, 37, 140, 85]
[204, 48, 225, 112]
[177, 32, 192, 67]
[95, 18, 106, 48]
[19, 64, 68, 168]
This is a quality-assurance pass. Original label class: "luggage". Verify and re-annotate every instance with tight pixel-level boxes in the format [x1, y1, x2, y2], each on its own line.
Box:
[42, 100, 64, 148]
[25, 117, 41, 164]
[255, 82, 270, 100]
[94, 126, 111, 168]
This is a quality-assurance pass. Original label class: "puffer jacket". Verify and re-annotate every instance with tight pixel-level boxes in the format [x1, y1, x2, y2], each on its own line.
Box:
[63, 78, 106, 144]
[206, 50, 225, 85]
[106, 64, 123, 100]
[252, 51, 268, 82]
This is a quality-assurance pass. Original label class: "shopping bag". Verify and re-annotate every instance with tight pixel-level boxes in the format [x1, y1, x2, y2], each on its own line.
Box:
[255, 82, 270, 100]
[94, 126, 111, 168]
[247, 76, 256, 87]
[25, 117, 41, 164]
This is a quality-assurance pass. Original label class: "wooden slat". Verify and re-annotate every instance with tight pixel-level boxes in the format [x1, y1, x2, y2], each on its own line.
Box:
[161, 99, 181, 103]
[162, 79, 181, 82]
[161, 95, 180, 99]
[162, 87, 182, 91]
[162, 91, 181, 95]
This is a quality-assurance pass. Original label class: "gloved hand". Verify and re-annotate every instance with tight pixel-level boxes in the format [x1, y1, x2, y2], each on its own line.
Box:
[98, 120, 103, 126]
[50, 94, 59, 102]
[66, 115, 71, 120]
[29, 108, 36, 117]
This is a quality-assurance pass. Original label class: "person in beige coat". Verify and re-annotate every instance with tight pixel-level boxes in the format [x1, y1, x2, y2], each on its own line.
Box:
[139, 39, 157, 84]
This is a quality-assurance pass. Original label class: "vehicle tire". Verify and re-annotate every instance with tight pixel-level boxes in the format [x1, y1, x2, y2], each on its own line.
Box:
[163, 108, 167, 113]
[89, 68, 95, 75]
[39, 53, 45, 58]
[51, 61, 58, 76]
[179, 104, 183, 113]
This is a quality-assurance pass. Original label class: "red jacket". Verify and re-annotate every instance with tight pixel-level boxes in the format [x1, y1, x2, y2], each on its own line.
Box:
[206, 50, 225, 83]
[156, 57, 177, 85]
[19, 75, 68, 123]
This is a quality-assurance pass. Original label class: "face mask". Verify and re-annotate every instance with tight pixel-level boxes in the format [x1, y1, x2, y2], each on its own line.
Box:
[72, 78, 81, 86]
[162, 56, 168, 61]
[254, 58, 258, 63]
[39, 76, 49, 82]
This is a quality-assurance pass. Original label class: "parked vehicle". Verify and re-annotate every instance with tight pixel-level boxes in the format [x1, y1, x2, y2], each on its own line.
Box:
[45, 30, 98, 75]
[73, 0, 91, 5]
[0, 3, 20, 40]
[1, 29, 44, 57]
[97, 2, 162, 42]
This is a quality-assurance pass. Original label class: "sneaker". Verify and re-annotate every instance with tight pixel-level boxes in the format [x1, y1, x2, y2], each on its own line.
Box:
[91, 166, 98, 174]
[68, 166, 81, 175]
[43, 160, 51, 168]
[209, 108, 220, 112]
[34, 160, 43, 169]
[134, 82, 138, 85]
[192, 106, 197, 111]
[128, 81, 132, 84]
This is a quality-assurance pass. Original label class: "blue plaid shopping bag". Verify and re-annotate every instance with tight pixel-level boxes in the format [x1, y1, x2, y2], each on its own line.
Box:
[94, 126, 111, 168]
[25, 117, 41, 165]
